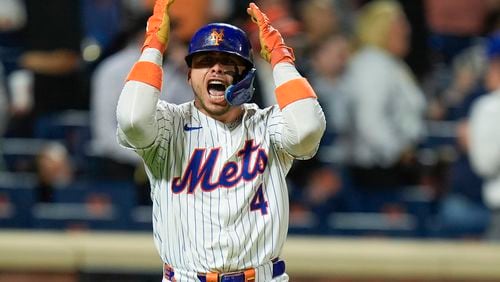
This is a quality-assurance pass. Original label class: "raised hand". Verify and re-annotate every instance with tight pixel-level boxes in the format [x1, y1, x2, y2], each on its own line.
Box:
[142, 0, 176, 53]
[246, 2, 295, 67]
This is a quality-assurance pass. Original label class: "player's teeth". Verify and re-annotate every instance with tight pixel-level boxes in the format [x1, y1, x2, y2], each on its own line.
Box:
[208, 80, 227, 98]
[209, 89, 224, 96]
[210, 93, 223, 99]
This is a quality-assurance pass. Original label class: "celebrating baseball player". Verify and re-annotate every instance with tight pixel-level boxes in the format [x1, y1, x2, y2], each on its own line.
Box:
[116, 0, 325, 281]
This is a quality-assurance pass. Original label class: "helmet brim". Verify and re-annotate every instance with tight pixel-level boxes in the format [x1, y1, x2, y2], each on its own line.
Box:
[185, 50, 254, 69]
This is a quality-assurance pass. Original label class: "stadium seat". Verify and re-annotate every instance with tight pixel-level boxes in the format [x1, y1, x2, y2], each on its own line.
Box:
[1, 138, 50, 172]
[327, 185, 433, 238]
[32, 180, 137, 230]
[0, 172, 37, 228]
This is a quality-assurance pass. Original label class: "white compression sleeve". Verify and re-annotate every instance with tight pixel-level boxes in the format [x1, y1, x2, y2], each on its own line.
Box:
[273, 63, 326, 157]
[116, 48, 162, 148]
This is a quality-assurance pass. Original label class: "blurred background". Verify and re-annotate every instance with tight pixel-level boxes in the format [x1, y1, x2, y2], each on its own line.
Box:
[2, 0, 500, 281]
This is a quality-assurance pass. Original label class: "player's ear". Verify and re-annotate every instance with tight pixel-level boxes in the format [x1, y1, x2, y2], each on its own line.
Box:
[187, 69, 192, 84]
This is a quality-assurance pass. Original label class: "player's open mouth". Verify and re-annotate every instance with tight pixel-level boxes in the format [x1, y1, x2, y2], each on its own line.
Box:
[207, 79, 227, 102]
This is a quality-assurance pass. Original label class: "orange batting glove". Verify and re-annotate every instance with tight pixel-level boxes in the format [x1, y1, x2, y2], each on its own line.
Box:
[142, 0, 175, 53]
[247, 2, 295, 67]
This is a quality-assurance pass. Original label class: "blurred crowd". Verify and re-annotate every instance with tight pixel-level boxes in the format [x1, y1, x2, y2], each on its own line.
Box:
[1, 0, 500, 240]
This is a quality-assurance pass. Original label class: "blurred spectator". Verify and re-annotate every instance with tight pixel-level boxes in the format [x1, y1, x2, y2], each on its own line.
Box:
[294, 0, 357, 57]
[339, 0, 427, 190]
[434, 121, 490, 238]
[430, 43, 487, 121]
[289, 33, 351, 234]
[289, 163, 343, 232]
[35, 142, 74, 202]
[421, 1, 495, 122]
[420, 11, 500, 226]
[421, 11, 500, 238]
[468, 33, 500, 240]
[426, 8, 500, 121]
[12, 0, 86, 137]
[296, 0, 349, 57]
[424, 14, 500, 237]
[306, 34, 352, 162]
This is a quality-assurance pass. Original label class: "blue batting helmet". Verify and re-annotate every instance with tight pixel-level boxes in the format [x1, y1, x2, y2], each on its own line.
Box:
[185, 23, 254, 68]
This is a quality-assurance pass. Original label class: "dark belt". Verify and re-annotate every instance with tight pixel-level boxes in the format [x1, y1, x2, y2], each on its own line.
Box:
[196, 259, 285, 282]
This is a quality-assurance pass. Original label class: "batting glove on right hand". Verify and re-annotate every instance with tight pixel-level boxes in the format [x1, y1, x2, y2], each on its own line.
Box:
[247, 2, 295, 67]
[142, 0, 175, 53]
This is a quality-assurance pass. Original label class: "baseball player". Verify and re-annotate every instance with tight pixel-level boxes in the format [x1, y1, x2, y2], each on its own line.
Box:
[116, 0, 326, 281]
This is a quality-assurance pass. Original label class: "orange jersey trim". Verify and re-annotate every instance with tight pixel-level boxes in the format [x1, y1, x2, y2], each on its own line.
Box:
[126, 61, 163, 90]
[275, 78, 317, 109]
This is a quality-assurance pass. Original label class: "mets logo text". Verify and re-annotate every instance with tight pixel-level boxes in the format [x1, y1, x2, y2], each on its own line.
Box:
[209, 29, 224, 46]
[171, 140, 268, 193]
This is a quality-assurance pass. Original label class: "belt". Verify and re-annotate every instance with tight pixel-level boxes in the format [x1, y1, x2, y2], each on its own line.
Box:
[197, 259, 285, 282]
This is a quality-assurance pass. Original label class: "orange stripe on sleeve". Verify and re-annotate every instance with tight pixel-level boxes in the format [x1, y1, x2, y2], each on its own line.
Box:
[275, 78, 317, 109]
[126, 61, 163, 90]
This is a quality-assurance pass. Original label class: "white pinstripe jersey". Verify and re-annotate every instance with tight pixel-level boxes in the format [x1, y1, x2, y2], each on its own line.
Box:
[119, 100, 306, 276]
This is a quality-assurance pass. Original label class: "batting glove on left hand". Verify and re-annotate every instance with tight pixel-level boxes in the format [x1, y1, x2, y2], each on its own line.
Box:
[247, 2, 295, 67]
[142, 0, 175, 53]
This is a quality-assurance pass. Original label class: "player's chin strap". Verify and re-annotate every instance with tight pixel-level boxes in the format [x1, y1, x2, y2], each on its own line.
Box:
[225, 68, 256, 106]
